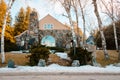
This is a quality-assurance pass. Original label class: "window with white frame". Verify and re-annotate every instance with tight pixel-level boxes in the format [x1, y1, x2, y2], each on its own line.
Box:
[44, 24, 53, 30]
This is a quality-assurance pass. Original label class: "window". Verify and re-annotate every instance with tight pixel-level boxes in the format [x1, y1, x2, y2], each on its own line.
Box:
[41, 35, 56, 47]
[44, 24, 53, 30]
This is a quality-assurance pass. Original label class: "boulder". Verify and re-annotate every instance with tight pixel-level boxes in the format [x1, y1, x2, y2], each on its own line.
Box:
[113, 63, 120, 67]
[72, 60, 80, 67]
[38, 59, 46, 67]
[8, 59, 15, 68]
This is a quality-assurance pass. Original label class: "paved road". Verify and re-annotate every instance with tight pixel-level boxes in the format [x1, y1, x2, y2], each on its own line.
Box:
[0, 72, 120, 80]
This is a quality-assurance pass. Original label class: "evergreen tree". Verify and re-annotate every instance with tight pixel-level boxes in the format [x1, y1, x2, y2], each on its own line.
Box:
[14, 7, 26, 36]
[95, 21, 120, 50]
[24, 6, 31, 29]
[14, 7, 31, 36]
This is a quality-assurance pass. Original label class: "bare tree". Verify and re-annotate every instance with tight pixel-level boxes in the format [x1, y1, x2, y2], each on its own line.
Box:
[71, 0, 89, 47]
[92, 0, 109, 60]
[71, 0, 80, 47]
[101, 0, 119, 51]
[78, 0, 89, 48]
[62, 0, 78, 54]
[52, 0, 78, 55]
[1, 0, 15, 63]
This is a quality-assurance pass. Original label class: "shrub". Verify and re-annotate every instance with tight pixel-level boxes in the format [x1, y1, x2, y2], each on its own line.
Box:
[30, 45, 46, 49]
[68, 47, 92, 65]
[27, 45, 50, 66]
[5, 41, 19, 52]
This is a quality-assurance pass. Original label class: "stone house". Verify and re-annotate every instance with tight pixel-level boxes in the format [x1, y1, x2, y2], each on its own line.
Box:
[15, 10, 82, 50]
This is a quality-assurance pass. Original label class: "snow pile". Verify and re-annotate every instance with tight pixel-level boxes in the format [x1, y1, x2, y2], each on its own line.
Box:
[55, 52, 68, 59]
[10, 51, 23, 53]
[48, 64, 62, 67]
[10, 50, 29, 53]
[0, 64, 120, 73]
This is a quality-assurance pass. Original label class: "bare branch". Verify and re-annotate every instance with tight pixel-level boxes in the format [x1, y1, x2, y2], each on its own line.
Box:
[101, 0, 112, 18]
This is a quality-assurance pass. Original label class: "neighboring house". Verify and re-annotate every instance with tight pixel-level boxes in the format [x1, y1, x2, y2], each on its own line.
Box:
[86, 35, 96, 53]
[15, 10, 82, 50]
[86, 36, 94, 45]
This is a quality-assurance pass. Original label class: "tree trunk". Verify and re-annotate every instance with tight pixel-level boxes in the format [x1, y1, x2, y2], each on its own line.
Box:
[118, 46, 120, 60]
[60, 0, 77, 55]
[101, 0, 119, 51]
[75, 11, 80, 47]
[113, 21, 118, 51]
[78, 0, 86, 48]
[67, 12, 77, 55]
[101, 0, 118, 57]
[92, 0, 109, 60]
[72, 0, 80, 47]
[1, 0, 14, 63]
[111, 0, 118, 51]
[74, 7, 79, 47]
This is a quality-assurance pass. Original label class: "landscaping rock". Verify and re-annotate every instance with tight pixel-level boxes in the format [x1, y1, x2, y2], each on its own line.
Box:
[8, 59, 15, 68]
[38, 59, 46, 67]
[92, 56, 101, 67]
[72, 60, 80, 67]
[113, 63, 120, 67]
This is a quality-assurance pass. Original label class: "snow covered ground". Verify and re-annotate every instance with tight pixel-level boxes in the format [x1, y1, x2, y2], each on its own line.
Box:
[55, 52, 69, 59]
[0, 64, 120, 73]
[1, 52, 119, 74]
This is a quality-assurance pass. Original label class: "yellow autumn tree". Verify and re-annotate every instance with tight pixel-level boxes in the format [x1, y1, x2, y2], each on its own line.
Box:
[0, 0, 7, 28]
[14, 7, 31, 36]
[0, 0, 16, 52]
[24, 6, 31, 30]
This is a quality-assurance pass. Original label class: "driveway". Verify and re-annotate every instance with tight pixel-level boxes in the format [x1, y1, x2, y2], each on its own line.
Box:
[0, 72, 120, 80]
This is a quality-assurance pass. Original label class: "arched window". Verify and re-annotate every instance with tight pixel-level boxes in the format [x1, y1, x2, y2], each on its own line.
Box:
[41, 35, 55, 47]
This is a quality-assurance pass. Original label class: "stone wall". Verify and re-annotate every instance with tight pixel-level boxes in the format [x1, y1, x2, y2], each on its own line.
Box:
[39, 30, 81, 48]
[15, 29, 81, 49]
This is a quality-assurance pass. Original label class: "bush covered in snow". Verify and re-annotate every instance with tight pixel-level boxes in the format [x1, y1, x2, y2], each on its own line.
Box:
[68, 47, 92, 65]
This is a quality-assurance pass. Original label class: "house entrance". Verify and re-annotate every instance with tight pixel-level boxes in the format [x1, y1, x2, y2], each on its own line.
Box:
[41, 35, 56, 47]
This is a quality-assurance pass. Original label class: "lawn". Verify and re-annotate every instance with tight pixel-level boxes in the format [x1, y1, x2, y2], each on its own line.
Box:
[96, 50, 120, 67]
[0, 50, 120, 67]
[0, 53, 30, 67]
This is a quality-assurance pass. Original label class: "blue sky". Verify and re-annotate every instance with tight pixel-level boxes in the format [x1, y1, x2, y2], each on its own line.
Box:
[7, 0, 93, 33]
[8, 0, 68, 24]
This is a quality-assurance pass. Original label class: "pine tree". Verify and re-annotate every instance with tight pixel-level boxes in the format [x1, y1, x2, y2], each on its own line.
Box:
[24, 6, 31, 30]
[14, 7, 26, 36]
[14, 7, 31, 36]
